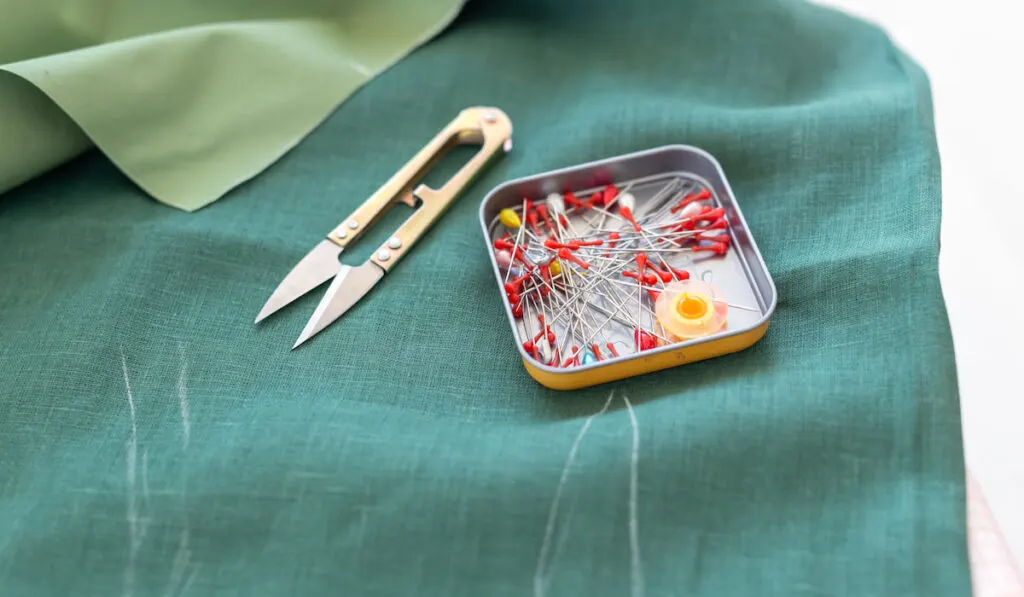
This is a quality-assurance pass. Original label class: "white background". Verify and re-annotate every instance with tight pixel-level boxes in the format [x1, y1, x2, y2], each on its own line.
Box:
[815, 0, 1024, 569]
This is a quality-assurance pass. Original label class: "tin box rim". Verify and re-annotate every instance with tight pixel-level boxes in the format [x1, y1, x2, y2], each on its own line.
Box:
[477, 143, 778, 376]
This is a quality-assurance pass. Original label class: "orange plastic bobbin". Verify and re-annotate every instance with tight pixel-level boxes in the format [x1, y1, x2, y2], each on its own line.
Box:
[654, 280, 729, 342]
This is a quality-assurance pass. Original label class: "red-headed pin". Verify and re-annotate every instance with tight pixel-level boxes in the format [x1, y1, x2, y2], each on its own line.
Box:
[673, 220, 696, 233]
[634, 330, 658, 351]
[669, 266, 690, 281]
[619, 206, 641, 231]
[670, 208, 723, 233]
[622, 271, 659, 286]
[569, 345, 582, 367]
[545, 238, 603, 251]
[646, 264, 674, 284]
[536, 204, 556, 234]
[604, 232, 620, 257]
[532, 328, 554, 345]
[695, 233, 731, 245]
[557, 248, 590, 270]
[688, 207, 724, 223]
[527, 212, 541, 235]
[503, 272, 530, 294]
[535, 316, 556, 344]
[519, 199, 540, 235]
[693, 242, 729, 256]
[602, 185, 619, 206]
[564, 192, 584, 209]
[670, 188, 712, 213]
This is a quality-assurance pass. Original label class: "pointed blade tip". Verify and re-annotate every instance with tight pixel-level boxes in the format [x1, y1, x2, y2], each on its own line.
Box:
[290, 262, 384, 349]
[254, 301, 278, 324]
[292, 332, 312, 350]
[293, 316, 327, 349]
[253, 240, 345, 326]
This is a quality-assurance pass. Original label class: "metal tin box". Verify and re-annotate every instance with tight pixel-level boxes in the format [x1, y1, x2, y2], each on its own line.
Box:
[479, 145, 777, 390]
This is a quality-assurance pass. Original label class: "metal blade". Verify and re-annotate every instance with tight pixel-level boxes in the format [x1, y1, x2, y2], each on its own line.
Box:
[292, 261, 385, 349]
[255, 240, 342, 324]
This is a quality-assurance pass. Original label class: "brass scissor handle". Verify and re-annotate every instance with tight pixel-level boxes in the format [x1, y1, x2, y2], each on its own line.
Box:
[325, 107, 513, 271]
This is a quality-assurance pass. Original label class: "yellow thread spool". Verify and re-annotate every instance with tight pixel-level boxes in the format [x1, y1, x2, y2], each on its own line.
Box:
[655, 280, 729, 341]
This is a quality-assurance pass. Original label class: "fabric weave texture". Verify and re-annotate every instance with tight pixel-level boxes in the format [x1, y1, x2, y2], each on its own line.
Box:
[0, 0, 969, 595]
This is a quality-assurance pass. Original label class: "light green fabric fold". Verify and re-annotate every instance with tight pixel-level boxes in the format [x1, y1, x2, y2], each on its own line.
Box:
[0, 0, 466, 211]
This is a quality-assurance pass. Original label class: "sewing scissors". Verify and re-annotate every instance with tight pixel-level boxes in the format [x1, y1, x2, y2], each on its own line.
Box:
[255, 107, 514, 348]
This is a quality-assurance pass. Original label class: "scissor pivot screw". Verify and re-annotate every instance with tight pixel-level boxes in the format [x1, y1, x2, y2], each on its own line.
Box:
[376, 250, 391, 261]
[387, 237, 403, 250]
[347, 219, 360, 230]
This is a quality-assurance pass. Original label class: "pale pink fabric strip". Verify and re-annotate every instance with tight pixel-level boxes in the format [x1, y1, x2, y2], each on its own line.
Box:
[968, 471, 1023, 597]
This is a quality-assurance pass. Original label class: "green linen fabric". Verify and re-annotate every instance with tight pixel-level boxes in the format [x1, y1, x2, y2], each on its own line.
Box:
[0, 0, 970, 595]
[0, 0, 466, 211]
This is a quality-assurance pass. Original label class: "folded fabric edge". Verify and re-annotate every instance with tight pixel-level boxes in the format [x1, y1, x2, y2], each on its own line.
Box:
[0, 71, 94, 199]
[0, 4, 467, 213]
[162, 2, 471, 213]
